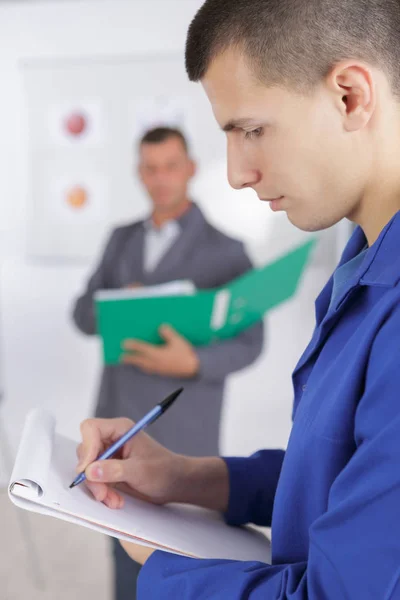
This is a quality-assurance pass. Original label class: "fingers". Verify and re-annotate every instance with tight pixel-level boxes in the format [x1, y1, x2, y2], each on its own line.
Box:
[76, 443, 84, 462]
[86, 459, 127, 484]
[158, 324, 180, 342]
[126, 282, 143, 289]
[121, 354, 158, 373]
[85, 481, 125, 509]
[122, 339, 156, 355]
[77, 421, 101, 471]
[77, 418, 133, 472]
[85, 459, 130, 509]
[76, 417, 137, 511]
[121, 339, 160, 370]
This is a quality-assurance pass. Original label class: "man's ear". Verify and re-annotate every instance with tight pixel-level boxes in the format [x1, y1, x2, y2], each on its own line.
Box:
[327, 61, 376, 132]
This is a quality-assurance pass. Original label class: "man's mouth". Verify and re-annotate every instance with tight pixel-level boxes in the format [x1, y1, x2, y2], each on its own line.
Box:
[260, 196, 285, 211]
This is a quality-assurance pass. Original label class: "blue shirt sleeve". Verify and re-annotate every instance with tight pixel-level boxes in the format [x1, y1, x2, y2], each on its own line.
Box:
[137, 305, 400, 599]
[224, 449, 285, 527]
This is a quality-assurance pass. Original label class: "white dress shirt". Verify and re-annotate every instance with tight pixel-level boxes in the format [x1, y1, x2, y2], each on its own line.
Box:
[143, 218, 181, 273]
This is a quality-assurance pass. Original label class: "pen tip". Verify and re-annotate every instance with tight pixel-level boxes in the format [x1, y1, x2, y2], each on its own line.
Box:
[161, 387, 184, 411]
[69, 482, 76, 489]
[171, 387, 184, 402]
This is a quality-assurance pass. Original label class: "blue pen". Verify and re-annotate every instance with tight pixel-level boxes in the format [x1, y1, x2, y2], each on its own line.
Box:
[69, 387, 183, 489]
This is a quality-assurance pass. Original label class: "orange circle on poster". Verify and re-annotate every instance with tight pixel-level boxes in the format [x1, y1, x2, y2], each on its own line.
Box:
[66, 186, 88, 209]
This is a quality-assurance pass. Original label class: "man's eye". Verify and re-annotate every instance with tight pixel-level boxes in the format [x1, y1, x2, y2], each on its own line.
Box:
[244, 128, 263, 140]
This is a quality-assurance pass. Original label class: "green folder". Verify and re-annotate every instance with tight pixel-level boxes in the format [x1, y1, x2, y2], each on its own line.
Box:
[95, 239, 316, 365]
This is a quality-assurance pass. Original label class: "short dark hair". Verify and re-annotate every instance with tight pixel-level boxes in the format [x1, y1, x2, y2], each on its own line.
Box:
[186, 0, 400, 95]
[140, 127, 189, 153]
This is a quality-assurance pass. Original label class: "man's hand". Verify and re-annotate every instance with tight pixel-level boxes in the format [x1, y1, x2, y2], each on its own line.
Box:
[75, 416, 229, 512]
[119, 540, 155, 565]
[76, 417, 188, 509]
[121, 324, 200, 378]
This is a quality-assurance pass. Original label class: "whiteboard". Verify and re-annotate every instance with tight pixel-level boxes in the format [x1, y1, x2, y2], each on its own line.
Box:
[22, 54, 226, 262]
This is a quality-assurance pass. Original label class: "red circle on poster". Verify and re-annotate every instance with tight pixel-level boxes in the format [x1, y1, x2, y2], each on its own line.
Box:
[64, 112, 87, 136]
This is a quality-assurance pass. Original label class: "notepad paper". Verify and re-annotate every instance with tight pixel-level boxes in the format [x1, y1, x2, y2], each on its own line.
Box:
[8, 409, 271, 562]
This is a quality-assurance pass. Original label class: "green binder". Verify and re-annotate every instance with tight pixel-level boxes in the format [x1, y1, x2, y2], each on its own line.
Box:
[95, 239, 316, 365]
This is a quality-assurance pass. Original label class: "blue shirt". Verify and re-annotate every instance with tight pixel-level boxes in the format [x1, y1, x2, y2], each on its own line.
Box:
[138, 212, 400, 599]
[328, 246, 368, 311]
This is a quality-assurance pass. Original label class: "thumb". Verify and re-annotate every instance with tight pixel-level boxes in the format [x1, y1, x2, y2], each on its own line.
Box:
[86, 459, 127, 484]
[159, 324, 181, 343]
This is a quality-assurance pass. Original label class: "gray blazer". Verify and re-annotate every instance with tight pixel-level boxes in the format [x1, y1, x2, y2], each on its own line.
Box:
[72, 204, 263, 456]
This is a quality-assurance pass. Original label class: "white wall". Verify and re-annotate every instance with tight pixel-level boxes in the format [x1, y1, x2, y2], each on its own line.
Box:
[0, 0, 337, 471]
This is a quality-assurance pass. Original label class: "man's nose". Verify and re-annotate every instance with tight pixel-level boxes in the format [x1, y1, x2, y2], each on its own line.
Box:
[227, 142, 261, 190]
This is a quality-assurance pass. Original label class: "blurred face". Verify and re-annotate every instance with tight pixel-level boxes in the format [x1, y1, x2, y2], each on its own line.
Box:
[202, 49, 377, 232]
[138, 137, 196, 212]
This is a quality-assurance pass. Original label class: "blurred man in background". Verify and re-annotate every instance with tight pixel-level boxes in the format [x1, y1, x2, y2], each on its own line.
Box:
[72, 126, 263, 600]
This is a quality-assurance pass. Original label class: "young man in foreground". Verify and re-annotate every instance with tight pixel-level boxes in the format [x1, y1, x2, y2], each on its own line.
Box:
[76, 1, 400, 597]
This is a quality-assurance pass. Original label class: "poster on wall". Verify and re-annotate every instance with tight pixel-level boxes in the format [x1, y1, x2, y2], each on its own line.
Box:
[23, 56, 206, 261]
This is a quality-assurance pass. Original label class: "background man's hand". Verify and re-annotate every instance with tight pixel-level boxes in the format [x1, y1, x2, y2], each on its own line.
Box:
[121, 324, 200, 378]
[125, 282, 143, 289]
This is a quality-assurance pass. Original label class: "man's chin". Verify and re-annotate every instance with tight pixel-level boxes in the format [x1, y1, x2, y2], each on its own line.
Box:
[153, 200, 176, 211]
[287, 211, 341, 233]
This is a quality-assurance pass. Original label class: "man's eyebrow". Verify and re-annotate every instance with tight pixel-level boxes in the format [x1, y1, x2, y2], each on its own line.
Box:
[222, 118, 262, 132]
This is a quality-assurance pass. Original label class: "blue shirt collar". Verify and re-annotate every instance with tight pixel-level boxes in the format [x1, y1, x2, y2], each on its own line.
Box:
[340, 210, 400, 289]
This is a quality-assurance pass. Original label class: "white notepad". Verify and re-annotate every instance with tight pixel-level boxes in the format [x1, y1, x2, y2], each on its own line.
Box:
[8, 409, 271, 563]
